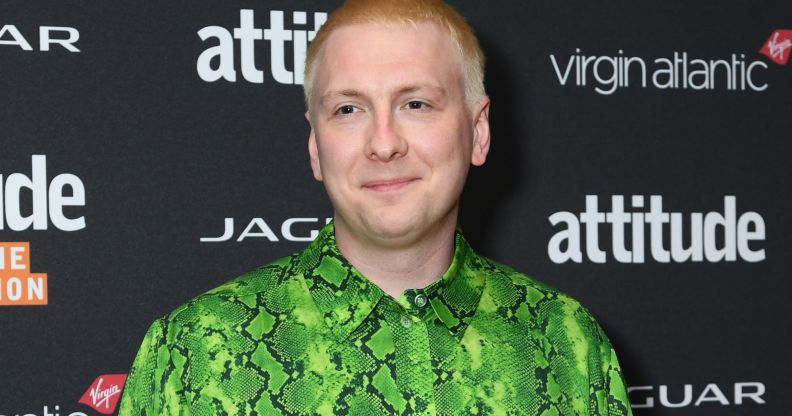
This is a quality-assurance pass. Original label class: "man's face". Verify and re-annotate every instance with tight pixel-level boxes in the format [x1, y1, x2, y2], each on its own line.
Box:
[307, 22, 490, 247]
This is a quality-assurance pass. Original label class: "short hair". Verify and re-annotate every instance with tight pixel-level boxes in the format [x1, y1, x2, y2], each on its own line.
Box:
[303, 0, 486, 111]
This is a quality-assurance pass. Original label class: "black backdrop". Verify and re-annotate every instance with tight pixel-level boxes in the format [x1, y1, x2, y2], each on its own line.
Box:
[1, 1, 790, 415]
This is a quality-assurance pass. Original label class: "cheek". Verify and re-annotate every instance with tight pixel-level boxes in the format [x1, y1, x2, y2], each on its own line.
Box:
[316, 132, 362, 186]
[410, 121, 471, 167]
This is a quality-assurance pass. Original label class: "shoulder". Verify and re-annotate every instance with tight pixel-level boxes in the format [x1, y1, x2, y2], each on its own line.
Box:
[158, 254, 303, 337]
[473, 254, 604, 340]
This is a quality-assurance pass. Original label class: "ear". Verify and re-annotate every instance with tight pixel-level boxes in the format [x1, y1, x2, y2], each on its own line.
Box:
[470, 97, 491, 166]
[306, 111, 323, 181]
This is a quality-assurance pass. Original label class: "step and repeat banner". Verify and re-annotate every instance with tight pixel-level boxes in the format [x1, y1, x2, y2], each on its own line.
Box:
[1, 1, 790, 415]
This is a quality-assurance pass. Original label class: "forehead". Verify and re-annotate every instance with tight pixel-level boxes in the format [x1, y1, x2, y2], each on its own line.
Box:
[313, 22, 463, 99]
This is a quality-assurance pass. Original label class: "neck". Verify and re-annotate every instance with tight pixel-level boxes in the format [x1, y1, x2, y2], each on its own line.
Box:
[334, 217, 457, 299]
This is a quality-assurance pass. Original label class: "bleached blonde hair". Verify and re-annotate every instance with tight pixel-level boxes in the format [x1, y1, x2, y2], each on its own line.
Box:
[303, 0, 486, 111]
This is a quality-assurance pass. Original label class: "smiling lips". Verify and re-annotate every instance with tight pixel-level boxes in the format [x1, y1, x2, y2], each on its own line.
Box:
[362, 178, 419, 192]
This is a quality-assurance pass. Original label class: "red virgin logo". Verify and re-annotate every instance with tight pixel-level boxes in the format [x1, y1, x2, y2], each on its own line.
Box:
[78, 374, 127, 414]
[760, 29, 792, 65]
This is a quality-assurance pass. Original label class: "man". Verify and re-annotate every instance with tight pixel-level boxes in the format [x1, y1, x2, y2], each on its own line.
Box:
[119, 0, 633, 415]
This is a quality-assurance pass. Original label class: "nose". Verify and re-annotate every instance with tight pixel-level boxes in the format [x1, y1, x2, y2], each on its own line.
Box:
[365, 110, 407, 162]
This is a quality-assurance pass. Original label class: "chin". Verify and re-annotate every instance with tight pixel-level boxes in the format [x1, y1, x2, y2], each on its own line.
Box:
[365, 218, 418, 241]
[357, 209, 424, 242]
[361, 207, 451, 246]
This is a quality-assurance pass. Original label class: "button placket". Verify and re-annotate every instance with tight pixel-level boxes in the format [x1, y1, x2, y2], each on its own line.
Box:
[389, 300, 435, 412]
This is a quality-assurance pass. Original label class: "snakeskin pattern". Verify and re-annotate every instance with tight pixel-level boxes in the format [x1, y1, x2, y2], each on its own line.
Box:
[118, 223, 632, 415]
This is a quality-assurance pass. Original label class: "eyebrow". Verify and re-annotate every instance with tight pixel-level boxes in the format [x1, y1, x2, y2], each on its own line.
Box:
[319, 84, 448, 107]
[396, 84, 448, 97]
[319, 89, 362, 107]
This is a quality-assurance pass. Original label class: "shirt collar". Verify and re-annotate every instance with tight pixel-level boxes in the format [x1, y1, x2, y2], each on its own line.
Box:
[298, 222, 485, 341]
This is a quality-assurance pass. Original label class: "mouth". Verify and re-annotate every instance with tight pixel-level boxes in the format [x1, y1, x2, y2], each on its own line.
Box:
[362, 178, 419, 192]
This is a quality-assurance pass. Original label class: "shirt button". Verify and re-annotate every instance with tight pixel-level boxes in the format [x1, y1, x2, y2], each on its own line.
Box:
[400, 315, 413, 328]
[414, 294, 427, 307]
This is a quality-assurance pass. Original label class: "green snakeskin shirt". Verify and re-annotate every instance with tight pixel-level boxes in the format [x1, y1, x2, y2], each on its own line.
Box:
[119, 223, 632, 415]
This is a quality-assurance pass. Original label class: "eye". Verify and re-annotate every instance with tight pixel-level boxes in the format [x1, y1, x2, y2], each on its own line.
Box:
[406, 101, 427, 110]
[335, 105, 358, 116]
